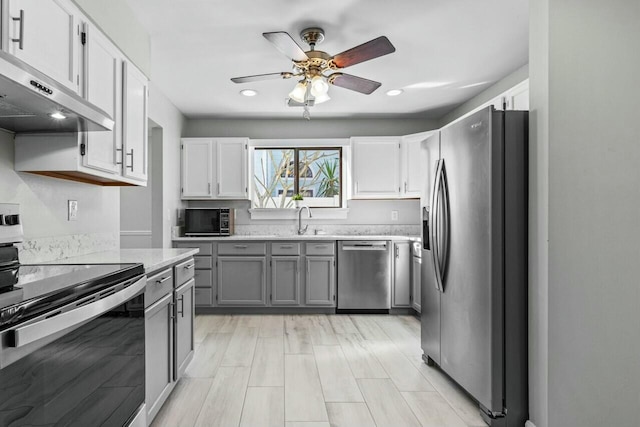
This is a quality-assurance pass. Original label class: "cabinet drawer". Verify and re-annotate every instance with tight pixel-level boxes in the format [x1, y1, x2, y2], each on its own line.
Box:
[195, 288, 213, 306]
[146, 268, 174, 307]
[194, 269, 212, 289]
[305, 242, 335, 256]
[218, 242, 266, 256]
[271, 242, 301, 256]
[194, 256, 212, 269]
[175, 242, 213, 255]
[174, 257, 195, 285]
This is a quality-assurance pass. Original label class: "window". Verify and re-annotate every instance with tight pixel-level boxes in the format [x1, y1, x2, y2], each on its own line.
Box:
[253, 147, 342, 208]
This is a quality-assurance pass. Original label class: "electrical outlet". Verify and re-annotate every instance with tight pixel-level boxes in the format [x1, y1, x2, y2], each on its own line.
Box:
[391, 210, 399, 221]
[68, 200, 78, 221]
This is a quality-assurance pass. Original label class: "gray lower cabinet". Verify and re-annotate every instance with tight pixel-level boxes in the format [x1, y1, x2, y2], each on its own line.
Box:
[145, 292, 174, 422]
[393, 241, 411, 307]
[217, 256, 267, 305]
[271, 256, 300, 305]
[305, 256, 336, 305]
[175, 278, 195, 378]
[174, 242, 215, 308]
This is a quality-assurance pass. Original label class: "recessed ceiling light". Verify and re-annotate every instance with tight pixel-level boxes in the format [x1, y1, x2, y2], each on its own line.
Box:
[240, 89, 258, 97]
[386, 89, 403, 96]
[50, 112, 66, 120]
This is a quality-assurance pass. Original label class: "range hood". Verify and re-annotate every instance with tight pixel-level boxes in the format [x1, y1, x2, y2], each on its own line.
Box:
[0, 50, 114, 133]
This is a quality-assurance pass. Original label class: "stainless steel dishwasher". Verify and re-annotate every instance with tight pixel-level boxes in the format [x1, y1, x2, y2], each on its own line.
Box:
[337, 241, 392, 311]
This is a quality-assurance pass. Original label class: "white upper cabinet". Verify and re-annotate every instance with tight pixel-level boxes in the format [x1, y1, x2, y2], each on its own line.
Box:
[81, 23, 122, 174]
[181, 138, 213, 198]
[122, 61, 148, 182]
[504, 80, 529, 110]
[351, 137, 401, 198]
[5, 0, 81, 93]
[181, 138, 248, 200]
[216, 138, 248, 199]
[401, 132, 432, 198]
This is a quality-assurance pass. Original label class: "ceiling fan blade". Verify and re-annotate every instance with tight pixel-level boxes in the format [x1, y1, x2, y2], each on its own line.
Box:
[263, 32, 309, 62]
[329, 73, 382, 94]
[331, 36, 396, 69]
[231, 72, 292, 83]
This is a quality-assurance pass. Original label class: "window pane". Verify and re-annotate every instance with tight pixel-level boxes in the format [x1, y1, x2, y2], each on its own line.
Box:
[253, 149, 296, 208]
[299, 149, 341, 207]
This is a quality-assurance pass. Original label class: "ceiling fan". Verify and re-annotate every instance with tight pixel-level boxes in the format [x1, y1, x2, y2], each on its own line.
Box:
[231, 28, 396, 109]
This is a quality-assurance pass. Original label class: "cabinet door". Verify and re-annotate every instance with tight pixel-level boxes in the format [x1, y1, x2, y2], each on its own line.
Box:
[401, 133, 430, 198]
[122, 61, 148, 182]
[181, 139, 213, 198]
[305, 256, 335, 306]
[392, 242, 411, 307]
[412, 256, 422, 313]
[82, 23, 122, 174]
[505, 80, 530, 111]
[217, 256, 267, 305]
[215, 138, 248, 198]
[175, 278, 194, 379]
[7, 0, 80, 92]
[351, 137, 400, 198]
[145, 293, 174, 422]
[271, 256, 300, 305]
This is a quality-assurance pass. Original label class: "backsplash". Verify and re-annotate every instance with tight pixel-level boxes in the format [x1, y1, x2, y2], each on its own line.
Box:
[234, 224, 421, 237]
[16, 232, 119, 264]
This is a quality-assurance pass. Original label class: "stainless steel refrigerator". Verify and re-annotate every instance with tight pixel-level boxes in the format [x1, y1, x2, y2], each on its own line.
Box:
[420, 107, 528, 426]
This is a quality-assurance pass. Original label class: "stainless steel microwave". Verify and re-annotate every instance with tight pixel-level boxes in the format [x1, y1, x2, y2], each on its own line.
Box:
[184, 208, 234, 236]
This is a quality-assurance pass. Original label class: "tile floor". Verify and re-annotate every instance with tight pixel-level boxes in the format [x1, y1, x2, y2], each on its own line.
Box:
[151, 314, 488, 427]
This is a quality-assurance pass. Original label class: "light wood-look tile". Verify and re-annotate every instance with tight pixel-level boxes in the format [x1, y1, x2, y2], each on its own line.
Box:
[260, 315, 285, 337]
[239, 387, 284, 427]
[285, 423, 330, 427]
[326, 402, 376, 427]
[284, 315, 313, 354]
[185, 333, 232, 378]
[313, 345, 363, 402]
[194, 315, 227, 343]
[399, 314, 421, 336]
[375, 315, 423, 358]
[218, 315, 240, 333]
[284, 354, 328, 422]
[350, 315, 390, 340]
[308, 315, 339, 346]
[409, 355, 487, 427]
[367, 340, 434, 392]
[220, 326, 259, 367]
[237, 314, 264, 328]
[249, 336, 284, 387]
[401, 391, 467, 427]
[336, 333, 388, 379]
[151, 378, 212, 427]
[328, 315, 359, 334]
[194, 366, 251, 427]
[357, 378, 422, 427]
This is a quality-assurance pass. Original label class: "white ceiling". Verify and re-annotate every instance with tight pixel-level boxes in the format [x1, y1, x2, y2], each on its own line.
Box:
[125, 0, 528, 119]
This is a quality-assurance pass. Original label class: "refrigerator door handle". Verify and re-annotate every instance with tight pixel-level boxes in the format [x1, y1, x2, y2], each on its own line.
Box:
[439, 160, 450, 284]
[430, 159, 444, 292]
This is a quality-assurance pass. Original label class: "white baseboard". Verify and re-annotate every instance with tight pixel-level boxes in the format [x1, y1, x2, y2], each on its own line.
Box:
[525, 421, 537, 427]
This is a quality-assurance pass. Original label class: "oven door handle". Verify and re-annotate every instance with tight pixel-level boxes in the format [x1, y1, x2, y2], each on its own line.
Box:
[10, 276, 146, 348]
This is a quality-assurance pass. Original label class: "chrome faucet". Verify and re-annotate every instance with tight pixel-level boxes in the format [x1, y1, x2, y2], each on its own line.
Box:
[297, 206, 312, 235]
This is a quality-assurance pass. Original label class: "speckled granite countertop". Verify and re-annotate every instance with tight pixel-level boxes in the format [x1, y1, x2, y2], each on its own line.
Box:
[173, 235, 421, 242]
[47, 248, 199, 273]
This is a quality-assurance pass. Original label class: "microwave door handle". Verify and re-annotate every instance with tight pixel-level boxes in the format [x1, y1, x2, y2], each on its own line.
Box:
[10, 277, 146, 348]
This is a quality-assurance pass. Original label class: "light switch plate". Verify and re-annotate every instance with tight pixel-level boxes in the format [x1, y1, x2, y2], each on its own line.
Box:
[68, 200, 78, 221]
[391, 210, 399, 221]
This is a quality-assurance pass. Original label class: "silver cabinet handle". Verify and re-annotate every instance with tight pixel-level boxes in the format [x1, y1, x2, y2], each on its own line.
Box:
[217, 183, 220, 195]
[234, 245, 248, 249]
[169, 301, 176, 320]
[155, 276, 171, 284]
[12, 10, 24, 50]
[116, 148, 123, 165]
[11, 277, 145, 348]
[183, 264, 194, 270]
[208, 183, 211, 195]
[177, 295, 185, 317]
[314, 245, 328, 249]
[404, 182, 407, 193]
[279, 245, 294, 249]
[126, 149, 134, 171]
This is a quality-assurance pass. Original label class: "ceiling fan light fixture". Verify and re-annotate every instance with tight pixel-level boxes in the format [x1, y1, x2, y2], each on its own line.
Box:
[289, 81, 307, 103]
[314, 92, 331, 104]
[310, 75, 329, 97]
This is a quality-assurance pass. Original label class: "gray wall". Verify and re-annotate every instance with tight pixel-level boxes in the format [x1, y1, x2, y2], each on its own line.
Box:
[534, 1, 640, 426]
[184, 118, 437, 139]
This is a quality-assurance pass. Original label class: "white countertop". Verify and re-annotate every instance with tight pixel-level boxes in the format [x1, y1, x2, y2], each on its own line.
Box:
[48, 248, 199, 273]
[173, 235, 421, 242]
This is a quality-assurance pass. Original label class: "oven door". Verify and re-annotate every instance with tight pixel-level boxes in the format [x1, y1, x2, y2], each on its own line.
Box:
[184, 208, 220, 235]
[0, 276, 146, 427]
